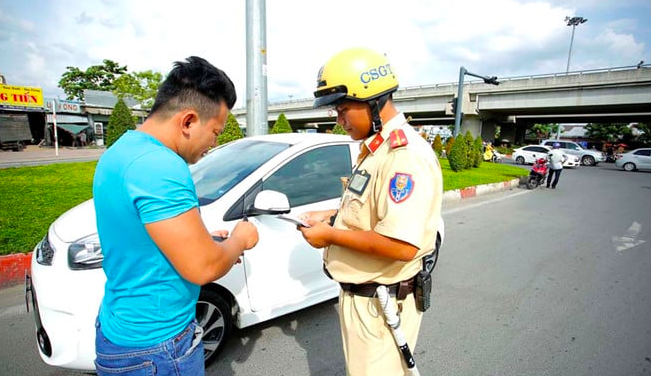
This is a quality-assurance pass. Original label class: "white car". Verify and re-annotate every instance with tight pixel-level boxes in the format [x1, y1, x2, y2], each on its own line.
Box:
[511, 145, 580, 168]
[615, 148, 651, 171]
[26, 133, 445, 372]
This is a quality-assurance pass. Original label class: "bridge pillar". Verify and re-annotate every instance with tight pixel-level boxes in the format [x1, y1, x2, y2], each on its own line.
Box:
[460, 116, 481, 138]
[480, 120, 497, 143]
[499, 124, 517, 144]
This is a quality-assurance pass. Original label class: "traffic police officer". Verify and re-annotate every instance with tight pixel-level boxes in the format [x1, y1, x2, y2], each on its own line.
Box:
[298, 48, 444, 375]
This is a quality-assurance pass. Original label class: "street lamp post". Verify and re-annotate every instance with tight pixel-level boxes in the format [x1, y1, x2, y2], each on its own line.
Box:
[453, 66, 499, 137]
[565, 16, 588, 73]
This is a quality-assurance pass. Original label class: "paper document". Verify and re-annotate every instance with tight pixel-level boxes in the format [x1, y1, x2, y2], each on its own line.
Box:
[276, 214, 311, 227]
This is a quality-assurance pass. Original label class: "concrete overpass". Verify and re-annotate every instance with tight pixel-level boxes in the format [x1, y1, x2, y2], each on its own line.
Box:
[232, 64, 651, 143]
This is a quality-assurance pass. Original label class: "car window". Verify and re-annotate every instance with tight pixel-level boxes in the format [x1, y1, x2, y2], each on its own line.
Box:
[264, 144, 351, 207]
[534, 146, 548, 153]
[633, 149, 651, 156]
[523, 147, 535, 152]
[192, 139, 291, 205]
[565, 142, 580, 150]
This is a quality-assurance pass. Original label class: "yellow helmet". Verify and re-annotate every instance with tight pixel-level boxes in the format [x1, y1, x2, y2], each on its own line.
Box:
[313, 47, 399, 108]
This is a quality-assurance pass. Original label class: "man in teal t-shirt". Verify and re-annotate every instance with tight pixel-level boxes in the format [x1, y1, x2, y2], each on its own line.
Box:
[93, 56, 258, 376]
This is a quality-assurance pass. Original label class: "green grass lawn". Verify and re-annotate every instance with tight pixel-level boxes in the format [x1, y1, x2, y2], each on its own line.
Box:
[0, 159, 527, 255]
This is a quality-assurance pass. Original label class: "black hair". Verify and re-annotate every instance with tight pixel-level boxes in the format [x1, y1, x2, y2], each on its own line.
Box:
[149, 56, 236, 120]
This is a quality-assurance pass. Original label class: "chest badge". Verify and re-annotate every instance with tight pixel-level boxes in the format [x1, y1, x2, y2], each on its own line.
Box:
[389, 172, 414, 203]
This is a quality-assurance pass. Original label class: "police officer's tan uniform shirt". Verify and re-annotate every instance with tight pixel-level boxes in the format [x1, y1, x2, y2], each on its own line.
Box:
[325, 113, 443, 285]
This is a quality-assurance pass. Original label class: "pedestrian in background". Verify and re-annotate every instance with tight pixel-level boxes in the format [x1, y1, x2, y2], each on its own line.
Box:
[92, 56, 258, 376]
[547, 142, 567, 189]
[298, 47, 443, 375]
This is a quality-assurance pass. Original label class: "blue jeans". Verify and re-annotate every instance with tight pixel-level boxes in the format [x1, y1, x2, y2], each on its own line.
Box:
[95, 319, 205, 376]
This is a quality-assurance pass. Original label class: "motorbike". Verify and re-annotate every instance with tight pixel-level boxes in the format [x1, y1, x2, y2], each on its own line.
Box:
[526, 158, 548, 189]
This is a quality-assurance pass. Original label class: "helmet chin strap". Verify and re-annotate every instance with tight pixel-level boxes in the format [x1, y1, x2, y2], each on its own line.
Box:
[365, 94, 390, 138]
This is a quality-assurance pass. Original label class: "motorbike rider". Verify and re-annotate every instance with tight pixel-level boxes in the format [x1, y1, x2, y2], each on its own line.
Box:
[483, 142, 495, 161]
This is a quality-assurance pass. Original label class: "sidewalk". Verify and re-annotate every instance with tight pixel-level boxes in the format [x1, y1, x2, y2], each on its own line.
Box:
[0, 145, 105, 168]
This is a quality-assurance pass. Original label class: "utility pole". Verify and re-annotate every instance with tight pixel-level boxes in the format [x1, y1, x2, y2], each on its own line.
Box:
[246, 0, 268, 136]
[453, 67, 499, 137]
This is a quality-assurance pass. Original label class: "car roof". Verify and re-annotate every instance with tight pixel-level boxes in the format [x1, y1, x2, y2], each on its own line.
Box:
[242, 132, 353, 146]
[517, 144, 551, 149]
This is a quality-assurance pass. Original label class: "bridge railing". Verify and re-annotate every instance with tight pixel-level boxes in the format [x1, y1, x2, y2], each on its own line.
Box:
[234, 63, 650, 110]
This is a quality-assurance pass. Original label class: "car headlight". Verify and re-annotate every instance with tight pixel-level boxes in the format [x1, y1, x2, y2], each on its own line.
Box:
[68, 234, 103, 270]
[35, 234, 55, 266]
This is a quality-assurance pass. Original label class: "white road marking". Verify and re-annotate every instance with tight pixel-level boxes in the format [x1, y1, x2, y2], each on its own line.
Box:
[612, 221, 646, 252]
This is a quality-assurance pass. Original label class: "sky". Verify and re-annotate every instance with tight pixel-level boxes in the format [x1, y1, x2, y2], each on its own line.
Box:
[1, 0, 649, 108]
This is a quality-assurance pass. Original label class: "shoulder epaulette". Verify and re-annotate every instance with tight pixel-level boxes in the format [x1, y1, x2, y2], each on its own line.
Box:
[389, 129, 408, 149]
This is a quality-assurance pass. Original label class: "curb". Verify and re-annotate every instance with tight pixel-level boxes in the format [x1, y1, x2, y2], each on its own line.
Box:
[0, 252, 31, 289]
[442, 178, 521, 204]
[0, 178, 523, 289]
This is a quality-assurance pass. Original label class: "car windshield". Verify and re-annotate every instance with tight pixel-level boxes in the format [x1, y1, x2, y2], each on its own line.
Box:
[191, 139, 290, 205]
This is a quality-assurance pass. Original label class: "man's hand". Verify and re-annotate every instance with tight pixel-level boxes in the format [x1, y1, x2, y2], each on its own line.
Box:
[298, 220, 333, 249]
[230, 220, 259, 250]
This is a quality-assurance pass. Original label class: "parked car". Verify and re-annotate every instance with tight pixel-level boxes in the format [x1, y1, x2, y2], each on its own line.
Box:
[540, 140, 605, 166]
[26, 132, 445, 372]
[511, 145, 580, 168]
[615, 148, 651, 171]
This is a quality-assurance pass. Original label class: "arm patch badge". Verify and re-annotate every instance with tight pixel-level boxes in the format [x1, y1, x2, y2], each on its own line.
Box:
[389, 172, 414, 203]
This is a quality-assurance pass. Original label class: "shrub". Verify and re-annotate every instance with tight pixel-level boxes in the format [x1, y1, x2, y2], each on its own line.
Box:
[432, 134, 443, 157]
[448, 133, 467, 171]
[270, 113, 292, 134]
[105, 97, 136, 147]
[464, 130, 474, 169]
[331, 123, 347, 135]
[218, 113, 244, 145]
[445, 136, 455, 157]
[473, 136, 484, 167]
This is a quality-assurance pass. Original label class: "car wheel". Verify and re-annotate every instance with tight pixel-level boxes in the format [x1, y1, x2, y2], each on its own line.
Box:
[196, 288, 233, 366]
[515, 156, 525, 164]
[581, 155, 595, 166]
[623, 162, 636, 172]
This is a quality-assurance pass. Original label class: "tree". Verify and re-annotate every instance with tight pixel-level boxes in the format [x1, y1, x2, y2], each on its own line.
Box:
[218, 114, 244, 145]
[585, 123, 632, 142]
[270, 113, 292, 134]
[331, 123, 347, 135]
[432, 134, 443, 157]
[105, 97, 136, 147]
[112, 70, 163, 109]
[448, 133, 467, 172]
[59, 59, 128, 101]
[526, 123, 561, 141]
[632, 123, 650, 144]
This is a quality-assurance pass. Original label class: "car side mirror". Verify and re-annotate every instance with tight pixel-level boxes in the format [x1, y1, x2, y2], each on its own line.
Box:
[245, 190, 291, 216]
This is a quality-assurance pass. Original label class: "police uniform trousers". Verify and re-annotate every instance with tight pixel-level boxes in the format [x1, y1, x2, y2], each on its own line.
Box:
[338, 289, 422, 376]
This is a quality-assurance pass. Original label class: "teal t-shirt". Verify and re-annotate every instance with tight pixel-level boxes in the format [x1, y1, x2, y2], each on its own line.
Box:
[93, 130, 200, 347]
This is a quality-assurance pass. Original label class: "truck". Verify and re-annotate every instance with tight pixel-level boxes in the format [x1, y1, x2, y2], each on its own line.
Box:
[0, 113, 33, 151]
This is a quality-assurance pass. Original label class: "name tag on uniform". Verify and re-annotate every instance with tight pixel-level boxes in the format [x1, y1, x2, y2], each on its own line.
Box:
[348, 169, 370, 195]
